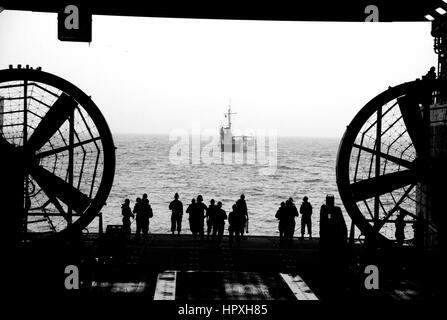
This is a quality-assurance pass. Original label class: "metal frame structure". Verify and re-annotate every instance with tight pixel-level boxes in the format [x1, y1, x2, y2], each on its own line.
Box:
[336, 79, 445, 245]
[0, 66, 115, 239]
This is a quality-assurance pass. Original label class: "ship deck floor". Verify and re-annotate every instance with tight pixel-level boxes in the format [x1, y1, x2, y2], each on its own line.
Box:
[11, 233, 443, 301]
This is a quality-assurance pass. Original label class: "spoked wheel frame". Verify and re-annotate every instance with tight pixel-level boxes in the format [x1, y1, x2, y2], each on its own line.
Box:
[0, 67, 115, 238]
[336, 79, 444, 245]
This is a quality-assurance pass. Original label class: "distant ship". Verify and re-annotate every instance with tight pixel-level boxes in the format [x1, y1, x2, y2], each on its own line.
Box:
[219, 104, 256, 152]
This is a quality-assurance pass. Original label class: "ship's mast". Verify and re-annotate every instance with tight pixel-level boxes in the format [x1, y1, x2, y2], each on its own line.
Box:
[225, 100, 237, 129]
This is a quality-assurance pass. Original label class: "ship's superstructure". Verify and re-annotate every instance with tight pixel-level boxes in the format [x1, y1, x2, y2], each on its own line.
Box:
[219, 103, 256, 152]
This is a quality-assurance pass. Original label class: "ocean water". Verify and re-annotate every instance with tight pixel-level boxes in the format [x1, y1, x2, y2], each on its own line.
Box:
[98, 134, 351, 236]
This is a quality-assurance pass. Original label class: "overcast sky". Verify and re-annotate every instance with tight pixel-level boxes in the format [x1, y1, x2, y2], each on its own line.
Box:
[0, 10, 437, 137]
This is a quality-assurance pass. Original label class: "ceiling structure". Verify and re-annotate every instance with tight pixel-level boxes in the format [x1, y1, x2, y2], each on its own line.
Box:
[1, 0, 446, 22]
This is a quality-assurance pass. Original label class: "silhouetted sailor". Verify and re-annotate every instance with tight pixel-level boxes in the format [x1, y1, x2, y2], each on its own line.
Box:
[169, 193, 183, 236]
[121, 198, 134, 235]
[195, 195, 207, 241]
[236, 194, 249, 239]
[133, 197, 142, 238]
[206, 199, 217, 240]
[228, 204, 243, 247]
[213, 201, 227, 244]
[319, 194, 347, 250]
[424, 66, 436, 80]
[136, 198, 152, 241]
[186, 198, 197, 239]
[275, 202, 286, 243]
[284, 198, 298, 245]
[133, 197, 142, 214]
[421, 67, 437, 105]
[300, 196, 313, 240]
[395, 212, 406, 247]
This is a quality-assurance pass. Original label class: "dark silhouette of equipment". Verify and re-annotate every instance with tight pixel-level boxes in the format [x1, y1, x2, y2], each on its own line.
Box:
[336, 78, 446, 248]
[319, 195, 347, 250]
[0, 65, 116, 245]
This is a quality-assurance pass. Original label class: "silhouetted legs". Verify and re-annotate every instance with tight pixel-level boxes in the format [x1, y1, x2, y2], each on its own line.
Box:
[198, 221, 205, 241]
[207, 220, 213, 240]
[135, 222, 142, 241]
[189, 219, 204, 240]
[171, 215, 182, 235]
[229, 227, 241, 247]
[279, 221, 285, 245]
[189, 218, 196, 240]
[301, 217, 312, 239]
[213, 224, 224, 244]
[136, 221, 149, 241]
[122, 217, 131, 235]
[241, 220, 247, 239]
[284, 221, 295, 246]
[142, 222, 149, 240]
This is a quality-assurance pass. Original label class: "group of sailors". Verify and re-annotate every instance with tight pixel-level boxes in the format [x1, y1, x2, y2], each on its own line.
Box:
[121, 192, 412, 247]
[121, 193, 153, 241]
[181, 194, 249, 246]
[121, 193, 249, 246]
[275, 196, 313, 244]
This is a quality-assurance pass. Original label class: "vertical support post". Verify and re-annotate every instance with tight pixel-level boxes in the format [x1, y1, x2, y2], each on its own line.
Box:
[374, 107, 382, 227]
[422, 84, 431, 247]
[23, 79, 28, 145]
[98, 212, 103, 235]
[23, 77, 29, 236]
[68, 107, 75, 226]
[349, 220, 355, 246]
[0, 96, 4, 134]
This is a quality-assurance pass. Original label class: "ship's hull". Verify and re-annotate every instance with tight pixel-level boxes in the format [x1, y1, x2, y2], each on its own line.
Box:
[220, 128, 256, 153]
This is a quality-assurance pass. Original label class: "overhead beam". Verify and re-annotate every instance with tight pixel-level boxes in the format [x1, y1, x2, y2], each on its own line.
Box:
[0, 0, 444, 22]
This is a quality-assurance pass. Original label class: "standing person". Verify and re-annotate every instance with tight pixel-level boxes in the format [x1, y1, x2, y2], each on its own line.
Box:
[133, 198, 142, 240]
[228, 204, 242, 247]
[284, 198, 298, 245]
[423, 66, 436, 80]
[300, 196, 313, 240]
[186, 198, 197, 239]
[136, 198, 152, 241]
[133, 197, 142, 215]
[195, 195, 207, 241]
[169, 193, 183, 236]
[206, 199, 217, 240]
[275, 202, 286, 244]
[395, 212, 406, 247]
[121, 199, 134, 235]
[213, 201, 227, 244]
[421, 67, 437, 105]
[236, 194, 249, 239]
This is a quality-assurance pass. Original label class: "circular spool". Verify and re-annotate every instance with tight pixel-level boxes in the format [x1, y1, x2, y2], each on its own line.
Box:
[336, 79, 444, 245]
[0, 67, 115, 239]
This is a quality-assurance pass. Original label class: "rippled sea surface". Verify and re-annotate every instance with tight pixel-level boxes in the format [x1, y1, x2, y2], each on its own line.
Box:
[99, 134, 351, 236]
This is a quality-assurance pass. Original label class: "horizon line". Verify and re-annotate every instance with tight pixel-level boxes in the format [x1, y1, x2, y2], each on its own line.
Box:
[111, 131, 342, 139]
